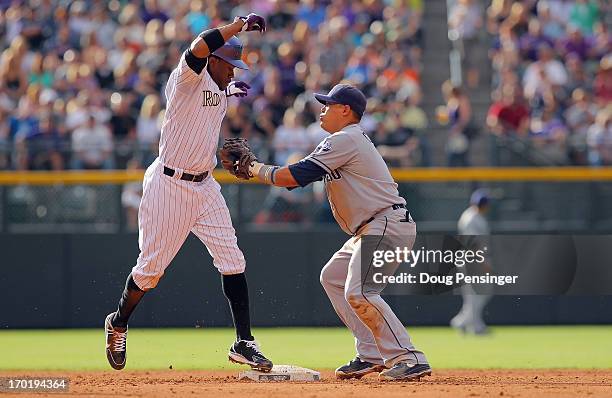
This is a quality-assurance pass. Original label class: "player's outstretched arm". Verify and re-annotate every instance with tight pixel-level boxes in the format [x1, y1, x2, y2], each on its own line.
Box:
[190, 14, 266, 58]
[249, 160, 326, 188]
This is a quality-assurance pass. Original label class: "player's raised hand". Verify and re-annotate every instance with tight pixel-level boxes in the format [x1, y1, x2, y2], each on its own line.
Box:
[237, 13, 266, 33]
[226, 81, 251, 97]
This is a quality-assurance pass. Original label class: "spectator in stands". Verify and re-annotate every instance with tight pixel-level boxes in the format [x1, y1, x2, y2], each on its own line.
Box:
[0, 47, 27, 104]
[520, 19, 554, 62]
[253, 152, 314, 224]
[374, 110, 420, 167]
[0, 0, 428, 172]
[568, 0, 600, 35]
[442, 82, 475, 167]
[565, 89, 598, 164]
[109, 93, 136, 167]
[136, 94, 162, 166]
[588, 22, 611, 60]
[273, 108, 310, 165]
[564, 53, 591, 96]
[529, 106, 569, 165]
[523, 44, 568, 103]
[297, 0, 326, 30]
[71, 114, 114, 169]
[121, 157, 144, 231]
[593, 55, 612, 105]
[487, 85, 530, 136]
[587, 107, 612, 166]
[548, 0, 573, 26]
[0, 110, 8, 169]
[15, 113, 64, 171]
[536, 1, 565, 41]
[448, 0, 484, 88]
[558, 25, 591, 61]
[184, 0, 211, 35]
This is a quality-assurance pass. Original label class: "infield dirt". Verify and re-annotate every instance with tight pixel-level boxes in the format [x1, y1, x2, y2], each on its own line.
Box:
[1, 369, 611, 397]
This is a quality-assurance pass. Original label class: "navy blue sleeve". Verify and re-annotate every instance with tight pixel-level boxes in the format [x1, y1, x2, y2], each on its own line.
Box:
[288, 159, 327, 187]
[184, 49, 208, 74]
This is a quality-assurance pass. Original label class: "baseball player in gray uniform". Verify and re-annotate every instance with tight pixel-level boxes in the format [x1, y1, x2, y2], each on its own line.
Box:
[104, 14, 273, 372]
[451, 189, 492, 334]
[225, 83, 431, 381]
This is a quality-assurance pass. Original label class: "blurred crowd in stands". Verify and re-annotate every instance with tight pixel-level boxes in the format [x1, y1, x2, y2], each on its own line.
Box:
[483, 0, 611, 166]
[0, 0, 427, 172]
[0, 0, 610, 174]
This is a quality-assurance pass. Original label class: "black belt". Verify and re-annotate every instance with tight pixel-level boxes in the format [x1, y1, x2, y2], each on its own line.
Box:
[355, 203, 406, 233]
[163, 166, 208, 182]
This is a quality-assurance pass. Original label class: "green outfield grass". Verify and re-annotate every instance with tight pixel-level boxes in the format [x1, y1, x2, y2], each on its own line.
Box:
[1, 326, 611, 371]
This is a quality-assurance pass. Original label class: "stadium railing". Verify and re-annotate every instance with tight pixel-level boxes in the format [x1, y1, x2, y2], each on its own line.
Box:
[1, 167, 612, 234]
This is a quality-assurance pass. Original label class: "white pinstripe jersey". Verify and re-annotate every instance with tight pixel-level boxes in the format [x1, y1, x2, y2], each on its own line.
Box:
[159, 52, 227, 174]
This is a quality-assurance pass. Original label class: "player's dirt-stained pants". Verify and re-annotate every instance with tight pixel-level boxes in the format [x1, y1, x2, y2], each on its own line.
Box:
[131, 158, 246, 290]
[320, 207, 428, 368]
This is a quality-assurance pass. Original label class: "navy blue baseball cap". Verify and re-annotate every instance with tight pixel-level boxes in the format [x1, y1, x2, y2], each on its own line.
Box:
[314, 84, 367, 119]
[470, 189, 490, 207]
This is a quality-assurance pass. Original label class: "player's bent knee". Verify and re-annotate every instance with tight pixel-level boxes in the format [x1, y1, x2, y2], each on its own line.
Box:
[131, 270, 163, 291]
[345, 292, 367, 308]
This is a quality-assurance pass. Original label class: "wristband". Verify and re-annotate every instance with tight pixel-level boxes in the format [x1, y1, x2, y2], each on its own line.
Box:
[250, 162, 279, 184]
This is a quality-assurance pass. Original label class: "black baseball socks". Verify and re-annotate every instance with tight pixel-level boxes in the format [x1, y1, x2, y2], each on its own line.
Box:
[222, 273, 254, 341]
[111, 274, 145, 329]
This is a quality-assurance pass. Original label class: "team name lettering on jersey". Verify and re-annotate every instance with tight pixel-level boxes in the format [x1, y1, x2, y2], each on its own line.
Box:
[203, 90, 221, 106]
[324, 169, 342, 182]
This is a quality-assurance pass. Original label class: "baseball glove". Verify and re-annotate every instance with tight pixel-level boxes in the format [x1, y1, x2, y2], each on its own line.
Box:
[219, 138, 257, 180]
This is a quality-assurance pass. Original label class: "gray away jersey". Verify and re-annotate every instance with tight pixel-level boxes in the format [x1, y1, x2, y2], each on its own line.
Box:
[305, 124, 406, 235]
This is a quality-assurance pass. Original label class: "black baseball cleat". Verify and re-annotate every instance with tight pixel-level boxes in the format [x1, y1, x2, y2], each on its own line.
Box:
[335, 357, 385, 379]
[228, 340, 273, 372]
[105, 312, 127, 370]
[378, 362, 432, 381]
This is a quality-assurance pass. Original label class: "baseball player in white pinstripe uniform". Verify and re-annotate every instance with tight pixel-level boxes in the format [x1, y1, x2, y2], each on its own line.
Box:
[104, 14, 273, 372]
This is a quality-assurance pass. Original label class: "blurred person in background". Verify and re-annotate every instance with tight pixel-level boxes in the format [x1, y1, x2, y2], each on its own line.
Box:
[587, 107, 612, 166]
[593, 55, 612, 105]
[451, 189, 492, 335]
[536, 1, 566, 41]
[448, 0, 484, 88]
[565, 88, 598, 164]
[121, 157, 144, 231]
[523, 44, 568, 101]
[487, 85, 530, 136]
[441, 82, 476, 167]
[136, 94, 162, 166]
[273, 107, 310, 165]
[109, 93, 137, 168]
[374, 108, 420, 167]
[528, 106, 569, 165]
[0, 110, 8, 169]
[253, 152, 314, 224]
[0, 47, 27, 104]
[71, 114, 114, 169]
[568, 0, 600, 35]
[519, 18, 554, 62]
[14, 113, 64, 171]
[557, 25, 591, 62]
